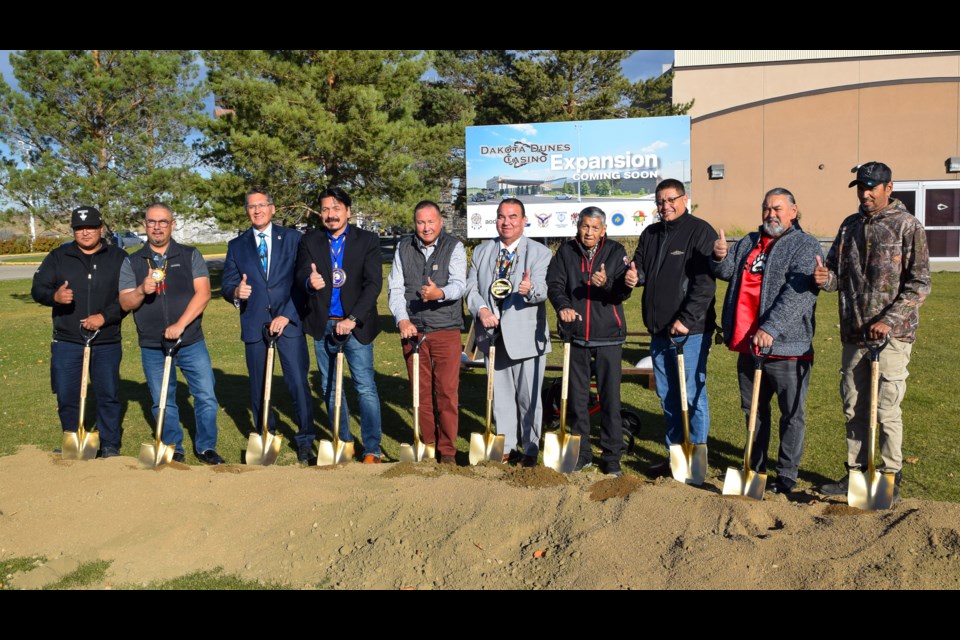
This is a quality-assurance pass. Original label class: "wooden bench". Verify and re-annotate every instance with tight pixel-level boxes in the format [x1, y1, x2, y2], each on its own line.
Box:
[460, 329, 656, 390]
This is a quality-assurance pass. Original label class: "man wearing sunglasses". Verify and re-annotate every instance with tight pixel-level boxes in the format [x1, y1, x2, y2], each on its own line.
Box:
[814, 162, 930, 501]
[625, 178, 718, 477]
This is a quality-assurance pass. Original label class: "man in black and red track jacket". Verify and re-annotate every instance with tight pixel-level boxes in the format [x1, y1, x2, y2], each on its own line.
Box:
[547, 206, 632, 477]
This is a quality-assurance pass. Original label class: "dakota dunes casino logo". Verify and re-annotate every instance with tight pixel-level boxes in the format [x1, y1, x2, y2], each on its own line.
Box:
[611, 212, 625, 226]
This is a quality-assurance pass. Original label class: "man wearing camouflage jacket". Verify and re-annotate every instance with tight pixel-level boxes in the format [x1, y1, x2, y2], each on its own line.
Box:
[815, 162, 931, 499]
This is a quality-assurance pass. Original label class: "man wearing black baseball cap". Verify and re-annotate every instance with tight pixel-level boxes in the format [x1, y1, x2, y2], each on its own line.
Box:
[31, 206, 129, 457]
[814, 162, 931, 501]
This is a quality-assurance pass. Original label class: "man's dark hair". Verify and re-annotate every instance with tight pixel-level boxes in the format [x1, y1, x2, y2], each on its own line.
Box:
[763, 187, 796, 206]
[319, 187, 351, 209]
[497, 197, 526, 217]
[414, 200, 442, 217]
[245, 187, 273, 206]
[655, 178, 685, 196]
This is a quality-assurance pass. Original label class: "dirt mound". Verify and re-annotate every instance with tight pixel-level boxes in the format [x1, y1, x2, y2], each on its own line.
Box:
[1, 446, 958, 589]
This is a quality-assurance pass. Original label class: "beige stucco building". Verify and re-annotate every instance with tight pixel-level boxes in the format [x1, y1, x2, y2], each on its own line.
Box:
[674, 50, 960, 263]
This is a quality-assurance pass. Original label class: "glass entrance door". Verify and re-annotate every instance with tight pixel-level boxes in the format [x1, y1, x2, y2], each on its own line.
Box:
[893, 181, 960, 260]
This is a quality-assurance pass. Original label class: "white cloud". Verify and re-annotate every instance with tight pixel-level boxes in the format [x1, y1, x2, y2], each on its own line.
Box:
[507, 123, 537, 137]
[641, 140, 668, 153]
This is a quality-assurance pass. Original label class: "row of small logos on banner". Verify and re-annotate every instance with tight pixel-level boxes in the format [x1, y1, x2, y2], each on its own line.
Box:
[469, 209, 657, 232]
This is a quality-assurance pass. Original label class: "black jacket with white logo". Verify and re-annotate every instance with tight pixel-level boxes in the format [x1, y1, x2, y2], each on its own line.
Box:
[631, 212, 717, 336]
[31, 240, 128, 344]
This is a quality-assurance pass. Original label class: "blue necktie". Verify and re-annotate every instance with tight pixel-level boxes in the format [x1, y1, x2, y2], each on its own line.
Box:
[258, 232, 268, 276]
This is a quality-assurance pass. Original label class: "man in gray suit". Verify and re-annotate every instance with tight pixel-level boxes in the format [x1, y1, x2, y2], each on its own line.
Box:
[466, 198, 552, 467]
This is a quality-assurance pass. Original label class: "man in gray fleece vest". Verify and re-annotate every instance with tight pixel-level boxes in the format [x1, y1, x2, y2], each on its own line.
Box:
[711, 188, 822, 494]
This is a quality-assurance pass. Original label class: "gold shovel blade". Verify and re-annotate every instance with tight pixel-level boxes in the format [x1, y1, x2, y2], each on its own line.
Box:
[468, 432, 505, 465]
[316, 439, 354, 466]
[137, 442, 175, 469]
[79, 429, 100, 461]
[543, 432, 581, 474]
[61, 431, 81, 460]
[246, 432, 282, 466]
[398, 441, 436, 463]
[61, 428, 100, 461]
[722, 467, 767, 500]
[847, 469, 896, 510]
[669, 442, 708, 485]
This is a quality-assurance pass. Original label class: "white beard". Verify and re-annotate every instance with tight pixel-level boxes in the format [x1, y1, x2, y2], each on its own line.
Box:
[763, 220, 786, 237]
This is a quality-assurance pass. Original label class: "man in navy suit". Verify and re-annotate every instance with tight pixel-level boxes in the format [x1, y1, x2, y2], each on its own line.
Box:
[222, 188, 316, 463]
[296, 187, 383, 463]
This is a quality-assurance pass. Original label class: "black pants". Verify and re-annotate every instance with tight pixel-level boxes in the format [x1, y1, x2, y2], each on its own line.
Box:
[569, 343, 623, 465]
[736, 353, 811, 487]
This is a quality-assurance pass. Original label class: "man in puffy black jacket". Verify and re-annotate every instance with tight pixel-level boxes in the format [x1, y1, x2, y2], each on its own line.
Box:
[625, 179, 718, 475]
[31, 206, 128, 457]
[547, 207, 632, 476]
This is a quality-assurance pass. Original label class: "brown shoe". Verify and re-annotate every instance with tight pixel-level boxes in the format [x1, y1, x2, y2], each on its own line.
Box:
[362, 454, 381, 464]
[440, 454, 457, 465]
[521, 455, 537, 468]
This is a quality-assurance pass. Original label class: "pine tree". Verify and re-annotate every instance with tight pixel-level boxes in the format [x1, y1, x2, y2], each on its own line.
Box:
[200, 50, 463, 229]
[0, 50, 204, 229]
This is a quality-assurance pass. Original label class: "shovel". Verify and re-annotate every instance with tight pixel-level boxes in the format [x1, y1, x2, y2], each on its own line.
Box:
[246, 324, 283, 466]
[62, 326, 101, 461]
[722, 345, 770, 499]
[543, 320, 580, 473]
[399, 334, 436, 463]
[469, 328, 505, 465]
[848, 333, 896, 510]
[668, 334, 707, 485]
[316, 331, 355, 466]
[138, 337, 181, 469]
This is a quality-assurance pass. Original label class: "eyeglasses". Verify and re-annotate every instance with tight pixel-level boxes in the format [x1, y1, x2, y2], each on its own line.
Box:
[144, 219, 172, 228]
[246, 203, 273, 211]
[655, 195, 684, 208]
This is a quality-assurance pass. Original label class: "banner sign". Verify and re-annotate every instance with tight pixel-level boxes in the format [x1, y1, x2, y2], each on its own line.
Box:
[465, 116, 690, 238]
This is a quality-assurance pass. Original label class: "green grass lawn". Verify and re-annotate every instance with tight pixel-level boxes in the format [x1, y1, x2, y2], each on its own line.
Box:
[1, 268, 957, 502]
[0, 253, 50, 263]
[0, 243, 228, 264]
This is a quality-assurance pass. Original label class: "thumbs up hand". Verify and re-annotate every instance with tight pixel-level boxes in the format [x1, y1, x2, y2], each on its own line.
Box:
[590, 263, 608, 288]
[813, 255, 829, 287]
[309, 262, 326, 290]
[713, 229, 728, 260]
[54, 280, 73, 305]
[624, 261, 640, 288]
[517, 268, 532, 296]
[237, 273, 252, 300]
[141, 272, 158, 296]
[420, 276, 443, 302]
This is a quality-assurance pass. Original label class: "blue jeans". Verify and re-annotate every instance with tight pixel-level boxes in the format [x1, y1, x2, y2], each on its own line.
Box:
[650, 333, 711, 449]
[141, 340, 219, 454]
[313, 320, 382, 457]
[51, 340, 122, 449]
